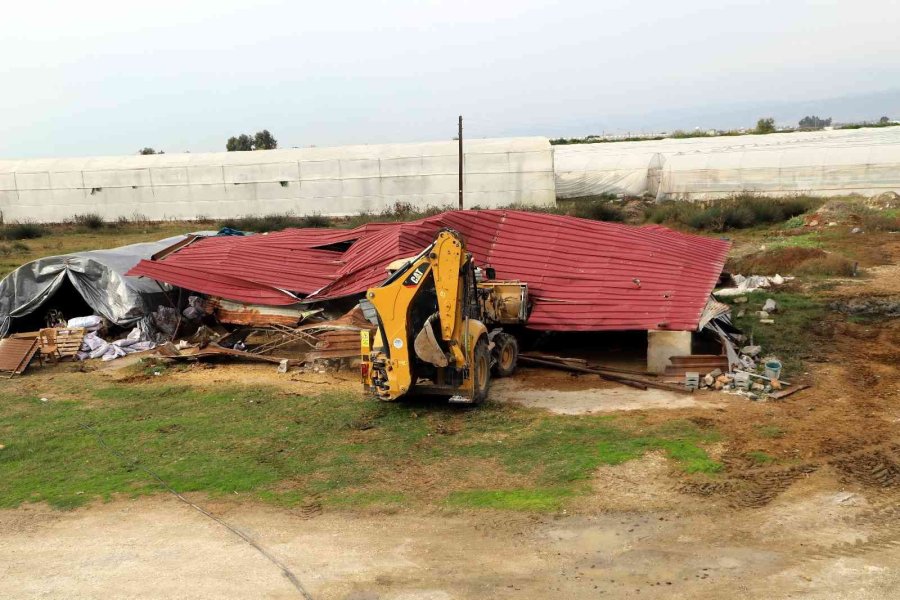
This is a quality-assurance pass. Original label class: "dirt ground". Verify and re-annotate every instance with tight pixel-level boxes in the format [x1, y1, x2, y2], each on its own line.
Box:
[2, 227, 900, 599]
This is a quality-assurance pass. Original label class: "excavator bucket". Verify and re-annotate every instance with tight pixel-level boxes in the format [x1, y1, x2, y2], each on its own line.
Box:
[413, 315, 449, 367]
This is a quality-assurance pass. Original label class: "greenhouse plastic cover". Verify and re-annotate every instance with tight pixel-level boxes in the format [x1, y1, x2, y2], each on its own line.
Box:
[129, 210, 730, 332]
[0, 234, 201, 337]
[0, 137, 555, 223]
[553, 126, 900, 199]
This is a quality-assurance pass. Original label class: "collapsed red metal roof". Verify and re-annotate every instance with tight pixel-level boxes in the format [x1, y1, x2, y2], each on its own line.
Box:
[128, 210, 730, 331]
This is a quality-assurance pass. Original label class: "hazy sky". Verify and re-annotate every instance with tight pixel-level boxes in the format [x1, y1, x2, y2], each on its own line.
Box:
[1, 0, 898, 158]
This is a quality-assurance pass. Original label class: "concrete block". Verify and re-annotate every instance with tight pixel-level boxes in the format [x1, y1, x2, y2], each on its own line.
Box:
[647, 330, 692, 374]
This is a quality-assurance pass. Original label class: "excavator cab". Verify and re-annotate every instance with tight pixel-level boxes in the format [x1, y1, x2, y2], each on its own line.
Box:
[361, 229, 521, 404]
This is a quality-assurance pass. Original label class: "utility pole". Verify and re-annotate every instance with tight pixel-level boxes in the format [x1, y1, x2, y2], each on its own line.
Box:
[458, 115, 464, 210]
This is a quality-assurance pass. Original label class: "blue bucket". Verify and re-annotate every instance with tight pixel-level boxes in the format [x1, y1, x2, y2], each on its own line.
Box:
[764, 360, 782, 380]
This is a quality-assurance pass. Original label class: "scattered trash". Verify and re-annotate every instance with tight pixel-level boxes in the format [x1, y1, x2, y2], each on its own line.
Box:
[762, 298, 778, 313]
[714, 273, 790, 297]
[277, 359, 289, 374]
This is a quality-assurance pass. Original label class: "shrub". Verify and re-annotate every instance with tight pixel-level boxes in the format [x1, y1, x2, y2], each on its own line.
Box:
[858, 208, 899, 232]
[794, 254, 858, 277]
[218, 213, 334, 233]
[1, 221, 45, 240]
[572, 201, 626, 222]
[72, 213, 105, 230]
[646, 196, 820, 232]
[299, 214, 330, 228]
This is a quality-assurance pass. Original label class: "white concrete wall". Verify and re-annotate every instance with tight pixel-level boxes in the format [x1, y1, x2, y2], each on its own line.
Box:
[0, 137, 555, 223]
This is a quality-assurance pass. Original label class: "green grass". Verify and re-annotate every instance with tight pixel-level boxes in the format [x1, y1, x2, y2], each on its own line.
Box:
[447, 488, 572, 511]
[746, 450, 775, 465]
[728, 291, 826, 374]
[765, 232, 823, 249]
[756, 425, 785, 439]
[0, 383, 723, 512]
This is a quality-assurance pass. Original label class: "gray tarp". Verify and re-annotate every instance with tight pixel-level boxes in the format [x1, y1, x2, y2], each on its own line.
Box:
[0, 234, 193, 338]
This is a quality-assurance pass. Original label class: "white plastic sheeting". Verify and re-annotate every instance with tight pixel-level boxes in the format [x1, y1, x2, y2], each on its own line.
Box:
[0, 137, 555, 223]
[554, 127, 900, 200]
[658, 127, 900, 200]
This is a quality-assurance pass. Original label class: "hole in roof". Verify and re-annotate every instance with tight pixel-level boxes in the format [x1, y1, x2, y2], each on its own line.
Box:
[311, 240, 357, 252]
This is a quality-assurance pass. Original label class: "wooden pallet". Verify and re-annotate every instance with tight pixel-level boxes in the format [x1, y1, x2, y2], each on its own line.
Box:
[39, 327, 86, 360]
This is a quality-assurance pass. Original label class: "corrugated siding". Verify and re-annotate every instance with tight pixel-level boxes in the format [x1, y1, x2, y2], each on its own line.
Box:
[128, 210, 729, 331]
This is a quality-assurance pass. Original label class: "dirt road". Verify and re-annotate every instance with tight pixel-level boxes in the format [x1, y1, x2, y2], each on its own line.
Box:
[3, 456, 900, 600]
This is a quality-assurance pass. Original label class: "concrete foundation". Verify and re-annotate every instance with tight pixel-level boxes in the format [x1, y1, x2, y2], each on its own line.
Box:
[647, 330, 693, 374]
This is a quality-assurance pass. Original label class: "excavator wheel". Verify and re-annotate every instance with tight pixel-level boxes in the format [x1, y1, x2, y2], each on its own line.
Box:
[492, 333, 519, 378]
[472, 336, 491, 404]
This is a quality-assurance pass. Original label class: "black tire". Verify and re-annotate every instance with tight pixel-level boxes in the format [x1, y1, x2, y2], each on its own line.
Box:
[492, 333, 519, 378]
[472, 336, 491, 404]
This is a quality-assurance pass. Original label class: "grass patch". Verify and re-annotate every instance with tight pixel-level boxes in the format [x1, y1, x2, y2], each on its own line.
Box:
[765, 232, 823, 249]
[0, 384, 723, 512]
[729, 291, 826, 373]
[746, 450, 775, 465]
[446, 488, 572, 511]
[756, 425, 785, 439]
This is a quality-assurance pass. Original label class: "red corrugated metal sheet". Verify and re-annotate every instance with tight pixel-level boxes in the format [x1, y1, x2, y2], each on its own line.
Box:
[127, 210, 730, 331]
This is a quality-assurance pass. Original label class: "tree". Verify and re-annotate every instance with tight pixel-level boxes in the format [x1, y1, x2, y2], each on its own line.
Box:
[879, 116, 891, 125]
[226, 134, 254, 151]
[139, 147, 163, 155]
[253, 129, 278, 150]
[798, 115, 832, 130]
[755, 117, 776, 134]
[226, 130, 278, 151]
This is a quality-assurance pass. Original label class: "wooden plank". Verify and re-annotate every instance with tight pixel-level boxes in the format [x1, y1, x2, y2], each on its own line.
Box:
[769, 385, 810, 400]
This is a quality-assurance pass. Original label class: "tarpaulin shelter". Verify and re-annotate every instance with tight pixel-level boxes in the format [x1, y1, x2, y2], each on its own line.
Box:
[0, 234, 195, 337]
[129, 210, 730, 332]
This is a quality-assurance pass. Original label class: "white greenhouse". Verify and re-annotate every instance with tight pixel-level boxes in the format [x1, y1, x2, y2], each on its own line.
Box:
[0, 137, 555, 223]
[553, 126, 900, 200]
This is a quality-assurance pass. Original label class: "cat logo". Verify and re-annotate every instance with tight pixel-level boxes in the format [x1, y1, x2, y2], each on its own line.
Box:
[403, 263, 429, 287]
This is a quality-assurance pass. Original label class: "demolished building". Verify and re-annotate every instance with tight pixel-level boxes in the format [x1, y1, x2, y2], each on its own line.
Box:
[127, 210, 730, 369]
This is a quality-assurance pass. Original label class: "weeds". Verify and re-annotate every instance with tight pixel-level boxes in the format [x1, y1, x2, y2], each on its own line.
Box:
[647, 195, 821, 232]
[218, 213, 332, 232]
[571, 200, 626, 222]
[0, 241, 29, 257]
[1, 221, 45, 240]
[71, 213, 105, 230]
[794, 254, 858, 277]
[728, 247, 855, 276]
[756, 425, 785, 439]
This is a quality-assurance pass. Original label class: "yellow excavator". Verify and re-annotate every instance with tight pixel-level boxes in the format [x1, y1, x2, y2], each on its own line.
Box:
[361, 229, 527, 404]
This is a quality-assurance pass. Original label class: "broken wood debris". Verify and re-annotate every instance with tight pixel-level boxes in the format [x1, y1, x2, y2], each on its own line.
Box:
[0, 337, 41, 378]
[518, 355, 692, 394]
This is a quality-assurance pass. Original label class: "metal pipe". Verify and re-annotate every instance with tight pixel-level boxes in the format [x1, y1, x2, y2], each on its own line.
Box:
[458, 115, 463, 210]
